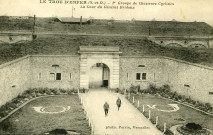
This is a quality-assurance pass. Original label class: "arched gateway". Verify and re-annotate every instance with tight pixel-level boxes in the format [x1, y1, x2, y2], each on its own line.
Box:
[78, 46, 121, 89]
[89, 63, 110, 88]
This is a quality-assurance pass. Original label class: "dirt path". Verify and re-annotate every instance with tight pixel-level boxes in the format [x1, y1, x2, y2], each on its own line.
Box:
[0, 31, 148, 37]
[81, 88, 163, 135]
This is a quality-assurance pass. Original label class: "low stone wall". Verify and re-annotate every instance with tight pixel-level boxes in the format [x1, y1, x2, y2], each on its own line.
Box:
[0, 56, 31, 106]
[119, 56, 166, 89]
[30, 55, 80, 89]
[0, 34, 33, 44]
[149, 36, 212, 48]
[163, 57, 213, 106]
[0, 54, 213, 107]
[120, 56, 213, 106]
[0, 55, 80, 106]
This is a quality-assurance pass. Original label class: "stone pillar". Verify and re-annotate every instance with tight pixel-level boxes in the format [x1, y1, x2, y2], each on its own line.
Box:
[111, 57, 119, 88]
[80, 56, 88, 89]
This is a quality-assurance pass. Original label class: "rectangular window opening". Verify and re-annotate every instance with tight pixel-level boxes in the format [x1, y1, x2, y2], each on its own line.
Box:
[56, 73, 61, 80]
[136, 73, 141, 80]
[142, 73, 146, 80]
[50, 73, 55, 81]
[136, 73, 147, 80]
[127, 73, 129, 81]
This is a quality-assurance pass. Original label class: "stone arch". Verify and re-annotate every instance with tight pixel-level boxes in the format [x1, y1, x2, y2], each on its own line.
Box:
[187, 42, 207, 48]
[86, 59, 113, 75]
[86, 58, 114, 89]
[165, 43, 183, 47]
[188, 44, 207, 48]
[89, 63, 110, 88]
[80, 56, 119, 89]
[79, 46, 120, 89]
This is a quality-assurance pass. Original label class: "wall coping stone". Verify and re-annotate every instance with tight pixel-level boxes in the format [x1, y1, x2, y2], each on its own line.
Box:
[79, 46, 120, 52]
[150, 35, 213, 39]
[0, 55, 80, 69]
[0, 55, 30, 69]
[120, 56, 213, 71]
[1, 55, 213, 71]
[30, 55, 79, 57]
[78, 51, 122, 54]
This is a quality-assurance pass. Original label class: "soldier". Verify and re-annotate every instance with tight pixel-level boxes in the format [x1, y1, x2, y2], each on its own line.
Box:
[103, 102, 110, 116]
[116, 97, 122, 111]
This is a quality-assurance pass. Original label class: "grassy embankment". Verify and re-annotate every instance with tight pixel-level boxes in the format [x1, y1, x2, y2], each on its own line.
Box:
[0, 35, 213, 67]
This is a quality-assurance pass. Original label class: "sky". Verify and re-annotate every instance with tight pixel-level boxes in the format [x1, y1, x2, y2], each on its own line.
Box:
[0, 0, 213, 25]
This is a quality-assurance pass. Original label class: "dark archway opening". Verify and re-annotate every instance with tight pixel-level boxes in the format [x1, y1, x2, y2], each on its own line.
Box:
[89, 63, 110, 88]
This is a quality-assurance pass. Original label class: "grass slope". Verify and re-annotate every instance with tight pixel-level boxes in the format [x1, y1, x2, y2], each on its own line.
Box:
[0, 35, 213, 67]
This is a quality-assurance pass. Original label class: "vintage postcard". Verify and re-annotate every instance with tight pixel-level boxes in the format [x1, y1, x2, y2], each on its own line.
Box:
[0, 0, 213, 134]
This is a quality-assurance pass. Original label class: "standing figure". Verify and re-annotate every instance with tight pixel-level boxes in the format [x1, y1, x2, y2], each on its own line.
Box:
[103, 102, 109, 116]
[116, 97, 122, 111]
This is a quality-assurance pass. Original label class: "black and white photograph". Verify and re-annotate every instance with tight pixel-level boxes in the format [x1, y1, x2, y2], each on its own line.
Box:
[0, 0, 213, 134]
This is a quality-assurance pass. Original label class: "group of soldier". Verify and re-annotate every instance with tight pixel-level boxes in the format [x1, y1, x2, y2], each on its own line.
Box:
[103, 97, 122, 116]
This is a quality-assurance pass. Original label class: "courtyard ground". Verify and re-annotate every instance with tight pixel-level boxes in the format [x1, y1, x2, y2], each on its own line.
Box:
[81, 88, 163, 135]
[130, 94, 213, 132]
[0, 95, 91, 134]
